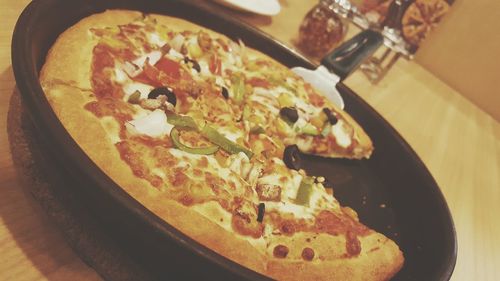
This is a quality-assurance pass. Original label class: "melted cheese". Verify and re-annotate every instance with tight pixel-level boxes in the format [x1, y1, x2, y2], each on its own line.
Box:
[198, 60, 211, 77]
[147, 32, 166, 47]
[331, 120, 352, 148]
[191, 201, 268, 252]
[218, 127, 244, 143]
[266, 201, 315, 220]
[167, 47, 184, 60]
[114, 67, 128, 83]
[227, 152, 250, 176]
[122, 82, 154, 100]
[250, 88, 279, 114]
[100, 116, 121, 144]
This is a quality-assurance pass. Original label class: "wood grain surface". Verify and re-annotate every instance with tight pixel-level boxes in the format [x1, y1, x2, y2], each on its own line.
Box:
[1, 1, 499, 281]
[415, 0, 500, 122]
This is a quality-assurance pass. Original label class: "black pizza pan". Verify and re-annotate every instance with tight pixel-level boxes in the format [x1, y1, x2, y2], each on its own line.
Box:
[12, 0, 457, 280]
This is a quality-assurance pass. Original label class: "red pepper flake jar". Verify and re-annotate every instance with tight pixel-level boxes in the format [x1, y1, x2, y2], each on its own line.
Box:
[298, 0, 347, 59]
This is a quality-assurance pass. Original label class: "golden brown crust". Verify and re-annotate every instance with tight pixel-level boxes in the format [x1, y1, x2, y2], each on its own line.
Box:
[266, 232, 403, 281]
[40, 10, 401, 280]
[40, 10, 144, 89]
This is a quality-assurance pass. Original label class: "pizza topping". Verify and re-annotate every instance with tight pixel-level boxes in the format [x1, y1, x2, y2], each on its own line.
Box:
[132, 51, 162, 70]
[221, 86, 229, 99]
[183, 57, 201, 73]
[301, 247, 315, 261]
[295, 177, 315, 206]
[279, 220, 296, 235]
[187, 40, 203, 59]
[345, 231, 362, 256]
[230, 74, 246, 104]
[170, 33, 185, 52]
[201, 125, 254, 158]
[232, 198, 264, 238]
[331, 120, 352, 148]
[320, 124, 331, 137]
[125, 109, 173, 137]
[155, 57, 181, 80]
[256, 184, 282, 202]
[257, 203, 265, 223]
[249, 125, 265, 135]
[127, 90, 141, 104]
[139, 95, 167, 110]
[273, 245, 289, 258]
[227, 152, 252, 178]
[148, 32, 167, 47]
[166, 114, 198, 130]
[121, 61, 141, 78]
[170, 127, 219, 155]
[197, 31, 213, 51]
[277, 92, 294, 108]
[123, 82, 154, 100]
[148, 86, 176, 106]
[323, 107, 339, 125]
[159, 43, 171, 55]
[283, 144, 302, 170]
[300, 123, 321, 136]
[279, 107, 299, 123]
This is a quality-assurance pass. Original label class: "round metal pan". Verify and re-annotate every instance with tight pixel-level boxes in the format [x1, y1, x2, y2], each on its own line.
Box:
[12, 0, 457, 280]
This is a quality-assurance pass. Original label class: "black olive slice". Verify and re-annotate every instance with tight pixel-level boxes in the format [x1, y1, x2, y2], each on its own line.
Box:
[183, 57, 201, 72]
[148, 87, 176, 106]
[280, 107, 299, 123]
[221, 87, 229, 99]
[322, 108, 338, 125]
[315, 176, 333, 189]
[283, 144, 302, 170]
[257, 203, 265, 223]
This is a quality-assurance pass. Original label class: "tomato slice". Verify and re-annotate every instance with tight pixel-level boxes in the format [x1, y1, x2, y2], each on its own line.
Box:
[155, 57, 181, 79]
[247, 77, 271, 88]
[209, 53, 222, 75]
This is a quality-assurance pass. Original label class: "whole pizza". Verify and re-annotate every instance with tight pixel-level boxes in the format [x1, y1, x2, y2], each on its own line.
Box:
[39, 10, 403, 280]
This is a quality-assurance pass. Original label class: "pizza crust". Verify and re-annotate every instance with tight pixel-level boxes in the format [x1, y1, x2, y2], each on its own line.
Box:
[266, 232, 403, 281]
[332, 101, 374, 159]
[40, 10, 144, 90]
[40, 10, 402, 280]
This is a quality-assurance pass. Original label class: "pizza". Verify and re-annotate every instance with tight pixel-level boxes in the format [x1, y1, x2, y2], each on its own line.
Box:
[39, 10, 403, 280]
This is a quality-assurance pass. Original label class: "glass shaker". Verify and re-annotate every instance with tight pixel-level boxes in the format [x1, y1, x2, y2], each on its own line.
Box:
[297, 0, 348, 60]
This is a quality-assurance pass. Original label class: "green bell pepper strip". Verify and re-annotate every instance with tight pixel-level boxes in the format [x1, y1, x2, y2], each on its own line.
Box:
[242, 105, 251, 121]
[231, 75, 245, 104]
[321, 124, 331, 137]
[166, 114, 198, 130]
[300, 123, 320, 136]
[170, 127, 219, 155]
[201, 125, 254, 159]
[268, 77, 295, 93]
[295, 177, 315, 206]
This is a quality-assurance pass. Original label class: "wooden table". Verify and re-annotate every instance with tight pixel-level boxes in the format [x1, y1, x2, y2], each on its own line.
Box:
[1, 1, 499, 280]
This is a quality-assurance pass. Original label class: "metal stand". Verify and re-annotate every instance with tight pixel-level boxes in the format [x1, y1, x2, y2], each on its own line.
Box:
[328, 0, 413, 84]
[360, 47, 401, 84]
